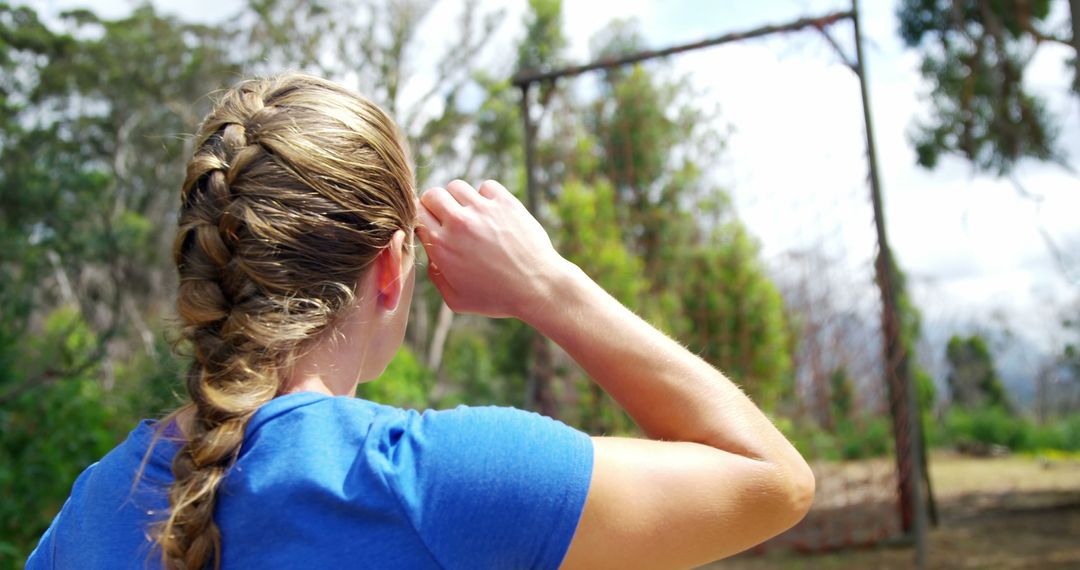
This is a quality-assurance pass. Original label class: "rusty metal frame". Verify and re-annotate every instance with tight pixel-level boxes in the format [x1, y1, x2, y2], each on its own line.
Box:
[511, 1, 928, 565]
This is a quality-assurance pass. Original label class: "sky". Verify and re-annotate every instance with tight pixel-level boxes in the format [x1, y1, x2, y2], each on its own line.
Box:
[26, 0, 1080, 360]
[561, 0, 1080, 354]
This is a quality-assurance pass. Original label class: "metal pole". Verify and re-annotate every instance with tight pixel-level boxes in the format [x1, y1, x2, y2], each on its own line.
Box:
[852, 0, 928, 567]
[519, 83, 540, 217]
[1070, 0, 1080, 94]
[517, 82, 559, 416]
[512, 11, 853, 87]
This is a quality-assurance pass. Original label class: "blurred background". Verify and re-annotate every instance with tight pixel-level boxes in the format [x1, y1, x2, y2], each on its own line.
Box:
[1, 0, 1078, 568]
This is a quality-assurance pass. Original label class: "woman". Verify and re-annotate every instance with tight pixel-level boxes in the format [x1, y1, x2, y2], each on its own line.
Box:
[27, 73, 813, 569]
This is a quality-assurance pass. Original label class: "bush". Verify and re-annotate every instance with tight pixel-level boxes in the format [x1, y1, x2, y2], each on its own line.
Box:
[836, 417, 892, 460]
[944, 406, 1023, 449]
[357, 345, 431, 409]
[776, 415, 893, 462]
[941, 407, 1080, 453]
[0, 309, 126, 568]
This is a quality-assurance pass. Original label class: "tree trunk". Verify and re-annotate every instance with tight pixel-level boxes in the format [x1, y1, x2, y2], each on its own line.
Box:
[528, 334, 558, 418]
[426, 301, 454, 372]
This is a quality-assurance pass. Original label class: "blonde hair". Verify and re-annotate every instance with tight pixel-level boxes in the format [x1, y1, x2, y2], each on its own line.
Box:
[158, 73, 415, 569]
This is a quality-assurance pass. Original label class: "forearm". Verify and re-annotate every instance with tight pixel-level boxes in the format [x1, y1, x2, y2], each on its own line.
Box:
[526, 259, 803, 466]
[418, 180, 813, 565]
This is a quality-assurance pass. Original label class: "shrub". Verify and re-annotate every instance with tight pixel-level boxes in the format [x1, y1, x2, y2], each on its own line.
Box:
[357, 345, 430, 409]
[941, 407, 1080, 453]
[776, 415, 893, 462]
[837, 417, 892, 460]
[0, 309, 124, 567]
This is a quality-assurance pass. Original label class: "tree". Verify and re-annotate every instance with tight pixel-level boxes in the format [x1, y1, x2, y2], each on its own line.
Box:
[0, 6, 243, 565]
[830, 367, 855, 423]
[897, 0, 1076, 174]
[553, 177, 648, 432]
[678, 223, 792, 411]
[586, 21, 724, 280]
[0, 309, 122, 566]
[516, 0, 567, 81]
[512, 13, 794, 420]
[1, 4, 242, 399]
[946, 334, 1011, 410]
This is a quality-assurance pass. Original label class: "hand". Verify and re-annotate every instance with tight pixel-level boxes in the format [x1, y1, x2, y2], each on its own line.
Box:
[416, 179, 566, 320]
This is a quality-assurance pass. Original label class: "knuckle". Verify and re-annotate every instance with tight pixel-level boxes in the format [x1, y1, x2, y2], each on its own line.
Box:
[448, 178, 469, 190]
[442, 211, 463, 230]
[444, 209, 474, 232]
[419, 186, 442, 204]
[480, 179, 506, 199]
[418, 227, 439, 247]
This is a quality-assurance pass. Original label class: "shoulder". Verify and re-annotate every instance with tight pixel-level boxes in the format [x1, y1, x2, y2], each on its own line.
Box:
[374, 404, 595, 569]
[374, 403, 592, 461]
[239, 393, 594, 507]
[225, 395, 593, 568]
[375, 403, 595, 518]
[252, 393, 586, 451]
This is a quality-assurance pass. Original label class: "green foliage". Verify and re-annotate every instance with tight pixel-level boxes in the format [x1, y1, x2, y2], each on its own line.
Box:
[946, 334, 1011, 411]
[830, 368, 855, 422]
[940, 406, 1080, 452]
[896, 0, 1062, 174]
[507, 7, 792, 426]
[1, 2, 240, 434]
[915, 366, 937, 412]
[944, 405, 1022, 448]
[0, 1, 951, 562]
[0, 308, 124, 567]
[837, 417, 893, 460]
[358, 345, 431, 409]
[553, 178, 647, 305]
[0, 7, 238, 564]
[898, 0, 1053, 45]
[440, 329, 500, 405]
[594, 64, 678, 195]
[472, 74, 524, 185]
[439, 323, 537, 408]
[679, 223, 792, 411]
[552, 177, 646, 432]
[516, 0, 567, 76]
[777, 415, 893, 462]
[111, 335, 186, 420]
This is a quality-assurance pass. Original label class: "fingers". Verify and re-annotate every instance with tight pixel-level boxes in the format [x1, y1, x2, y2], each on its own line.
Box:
[419, 186, 461, 224]
[416, 202, 440, 232]
[427, 260, 457, 306]
[416, 206, 452, 303]
[444, 179, 484, 207]
[415, 203, 439, 246]
[424, 179, 509, 215]
[477, 179, 509, 200]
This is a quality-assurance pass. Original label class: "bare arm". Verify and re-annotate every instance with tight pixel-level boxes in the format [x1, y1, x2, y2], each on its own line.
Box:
[416, 179, 814, 569]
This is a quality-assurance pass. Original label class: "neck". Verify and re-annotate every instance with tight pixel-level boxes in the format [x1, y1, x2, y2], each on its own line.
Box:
[282, 346, 370, 397]
[281, 368, 360, 397]
[281, 307, 377, 397]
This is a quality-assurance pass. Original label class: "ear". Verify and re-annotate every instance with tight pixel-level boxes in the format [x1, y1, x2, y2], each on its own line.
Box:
[376, 229, 408, 311]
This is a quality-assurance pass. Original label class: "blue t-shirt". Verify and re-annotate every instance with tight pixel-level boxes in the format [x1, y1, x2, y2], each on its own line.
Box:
[26, 392, 594, 569]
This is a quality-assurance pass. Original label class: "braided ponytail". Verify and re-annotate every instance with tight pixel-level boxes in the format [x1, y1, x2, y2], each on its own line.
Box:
[158, 74, 415, 569]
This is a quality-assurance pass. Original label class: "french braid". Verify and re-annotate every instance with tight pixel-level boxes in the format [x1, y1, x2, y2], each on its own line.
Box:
[158, 73, 415, 570]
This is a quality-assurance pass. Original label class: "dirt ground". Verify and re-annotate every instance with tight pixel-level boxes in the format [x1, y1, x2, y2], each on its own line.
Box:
[706, 452, 1080, 569]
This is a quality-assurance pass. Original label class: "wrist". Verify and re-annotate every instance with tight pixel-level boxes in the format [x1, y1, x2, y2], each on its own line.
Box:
[517, 256, 584, 330]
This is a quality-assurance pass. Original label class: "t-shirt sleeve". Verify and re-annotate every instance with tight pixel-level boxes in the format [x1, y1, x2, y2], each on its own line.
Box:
[371, 405, 594, 570]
